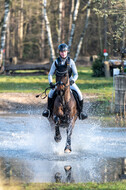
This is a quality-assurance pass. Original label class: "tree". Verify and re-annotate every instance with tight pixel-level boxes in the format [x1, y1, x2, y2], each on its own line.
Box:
[68, 0, 80, 50]
[122, 0, 126, 48]
[58, 0, 62, 43]
[92, 0, 125, 54]
[0, 0, 10, 71]
[74, 0, 91, 62]
[18, 0, 24, 58]
[43, 0, 55, 62]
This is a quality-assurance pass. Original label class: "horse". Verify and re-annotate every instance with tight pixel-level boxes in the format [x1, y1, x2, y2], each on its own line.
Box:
[51, 69, 78, 153]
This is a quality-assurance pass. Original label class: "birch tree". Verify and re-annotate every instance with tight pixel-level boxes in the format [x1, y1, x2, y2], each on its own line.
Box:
[40, 0, 45, 60]
[58, 0, 62, 43]
[68, 0, 75, 40]
[43, 0, 55, 62]
[61, 1, 65, 42]
[74, 0, 91, 62]
[122, 0, 126, 48]
[68, 0, 80, 50]
[6, 11, 10, 58]
[0, 0, 10, 71]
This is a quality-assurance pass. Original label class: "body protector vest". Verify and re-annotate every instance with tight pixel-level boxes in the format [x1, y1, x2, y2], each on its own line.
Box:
[55, 56, 72, 77]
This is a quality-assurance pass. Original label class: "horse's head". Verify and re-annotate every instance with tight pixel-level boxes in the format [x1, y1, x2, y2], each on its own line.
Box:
[56, 70, 69, 96]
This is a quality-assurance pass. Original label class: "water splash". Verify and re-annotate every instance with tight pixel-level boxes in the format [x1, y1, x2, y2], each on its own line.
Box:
[1, 114, 126, 159]
[1, 114, 126, 183]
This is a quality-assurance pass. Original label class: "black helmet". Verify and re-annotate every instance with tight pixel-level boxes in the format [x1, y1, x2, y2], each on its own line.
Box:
[58, 43, 68, 52]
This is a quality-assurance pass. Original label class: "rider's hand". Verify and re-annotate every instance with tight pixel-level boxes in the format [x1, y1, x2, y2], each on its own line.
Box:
[50, 82, 55, 89]
[70, 80, 74, 85]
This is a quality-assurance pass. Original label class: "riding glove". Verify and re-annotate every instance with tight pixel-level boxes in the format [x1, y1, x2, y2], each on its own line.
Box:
[50, 82, 55, 89]
[70, 80, 74, 85]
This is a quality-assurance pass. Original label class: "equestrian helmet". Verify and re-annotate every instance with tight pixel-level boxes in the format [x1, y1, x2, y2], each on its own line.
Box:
[58, 43, 68, 52]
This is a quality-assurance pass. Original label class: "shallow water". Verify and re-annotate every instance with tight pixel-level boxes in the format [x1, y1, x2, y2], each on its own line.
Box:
[0, 113, 126, 183]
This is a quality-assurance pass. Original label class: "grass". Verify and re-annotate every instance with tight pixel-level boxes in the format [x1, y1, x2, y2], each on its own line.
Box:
[1, 181, 126, 190]
[0, 66, 114, 101]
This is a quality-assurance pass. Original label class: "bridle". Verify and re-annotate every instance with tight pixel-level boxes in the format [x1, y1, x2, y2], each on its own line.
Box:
[56, 70, 70, 91]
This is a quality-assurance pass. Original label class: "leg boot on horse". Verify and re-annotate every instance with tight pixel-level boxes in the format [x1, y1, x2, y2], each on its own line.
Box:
[79, 100, 88, 120]
[54, 125, 62, 143]
[42, 97, 53, 118]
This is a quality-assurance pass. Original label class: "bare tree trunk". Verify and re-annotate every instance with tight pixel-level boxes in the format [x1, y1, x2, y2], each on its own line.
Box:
[43, 0, 55, 62]
[61, 1, 65, 42]
[39, 0, 45, 60]
[122, 0, 126, 48]
[0, 0, 10, 71]
[74, 0, 91, 62]
[68, 0, 74, 40]
[98, 14, 103, 53]
[104, 0, 108, 50]
[18, 0, 23, 59]
[6, 11, 10, 58]
[58, 0, 62, 43]
[10, 0, 16, 58]
[68, 0, 80, 50]
[28, 0, 32, 33]
[104, 15, 107, 50]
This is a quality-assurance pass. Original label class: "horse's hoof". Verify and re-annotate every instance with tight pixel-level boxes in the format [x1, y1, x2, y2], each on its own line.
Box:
[64, 149, 71, 153]
[54, 135, 62, 143]
[64, 165, 72, 171]
[64, 146, 72, 153]
[55, 172, 62, 183]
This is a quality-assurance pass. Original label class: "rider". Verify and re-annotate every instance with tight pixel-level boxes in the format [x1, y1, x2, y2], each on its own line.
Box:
[42, 43, 87, 120]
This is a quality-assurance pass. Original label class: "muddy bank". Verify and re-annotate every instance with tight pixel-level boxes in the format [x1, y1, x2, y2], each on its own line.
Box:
[0, 93, 46, 113]
[0, 92, 109, 115]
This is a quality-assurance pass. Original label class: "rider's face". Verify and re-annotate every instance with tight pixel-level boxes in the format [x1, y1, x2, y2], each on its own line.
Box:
[59, 51, 68, 59]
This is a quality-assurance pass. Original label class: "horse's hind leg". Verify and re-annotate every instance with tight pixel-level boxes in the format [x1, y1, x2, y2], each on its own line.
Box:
[54, 125, 62, 143]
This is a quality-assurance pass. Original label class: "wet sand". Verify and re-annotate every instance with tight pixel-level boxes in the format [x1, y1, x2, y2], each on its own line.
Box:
[0, 92, 98, 113]
[0, 93, 46, 113]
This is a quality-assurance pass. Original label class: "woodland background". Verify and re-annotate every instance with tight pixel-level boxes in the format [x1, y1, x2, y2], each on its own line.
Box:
[0, 0, 126, 64]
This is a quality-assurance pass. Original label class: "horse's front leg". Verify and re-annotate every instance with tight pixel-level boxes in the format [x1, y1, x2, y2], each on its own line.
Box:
[53, 107, 63, 143]
[54, 125, 62, 143]
[64, 119, 74, 153]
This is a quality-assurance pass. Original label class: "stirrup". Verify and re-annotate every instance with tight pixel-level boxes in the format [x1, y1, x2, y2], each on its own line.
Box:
[79, 112, 88, 120]
[42, 109, 50, 118]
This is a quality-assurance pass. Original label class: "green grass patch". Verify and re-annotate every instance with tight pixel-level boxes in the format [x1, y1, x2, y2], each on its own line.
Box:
[0, 67, 114, 101]
[1, 181, 126, 190]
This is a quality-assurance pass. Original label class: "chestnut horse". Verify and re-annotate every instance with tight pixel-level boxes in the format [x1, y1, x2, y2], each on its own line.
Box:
[52, 70, 77, 153]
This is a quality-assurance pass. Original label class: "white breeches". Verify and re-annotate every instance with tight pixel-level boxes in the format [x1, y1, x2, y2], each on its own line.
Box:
[48, 83, 83, 100]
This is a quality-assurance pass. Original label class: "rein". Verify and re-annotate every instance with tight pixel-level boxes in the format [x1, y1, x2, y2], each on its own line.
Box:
[36, 71, 70, 100]
[36, 86, 51, 99]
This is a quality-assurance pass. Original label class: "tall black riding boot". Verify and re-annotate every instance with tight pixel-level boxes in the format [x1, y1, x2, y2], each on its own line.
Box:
[79, 100, 88, 120]
[42, 97, 53, 118]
